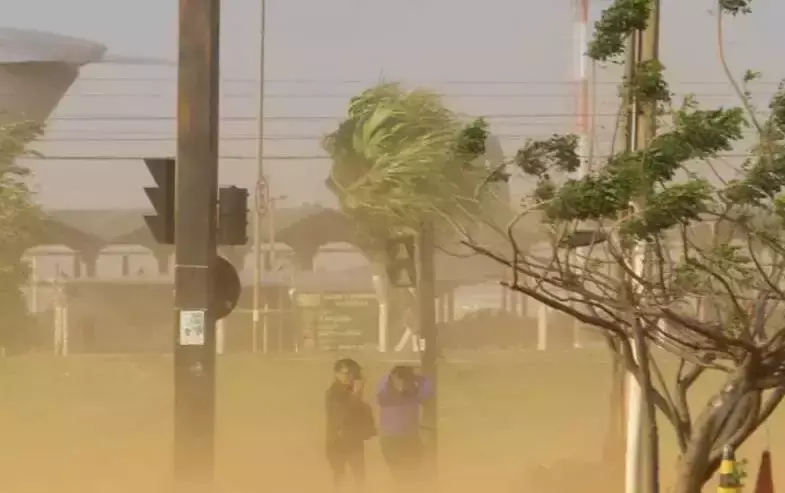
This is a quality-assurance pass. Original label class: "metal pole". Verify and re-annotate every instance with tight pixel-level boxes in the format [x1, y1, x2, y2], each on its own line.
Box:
[417, 222, 438, 471]
[251, 0, 268, 354]
[62, 285, 69, 357]
[625, 3, 659, 492]
[268, 196, 277, 269]
[573, 0, 591, 349]
[174, 0, 220, 490]
[30, 255, 38, 313]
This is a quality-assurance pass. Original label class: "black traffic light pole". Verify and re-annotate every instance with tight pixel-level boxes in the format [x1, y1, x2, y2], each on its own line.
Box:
[174, 0, 220, 491]
[416, 223, 438, 471]
[386, 228, 439, 473]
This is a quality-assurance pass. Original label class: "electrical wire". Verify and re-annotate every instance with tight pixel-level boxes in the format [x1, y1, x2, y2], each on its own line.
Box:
[9, 91, 776, 100]
[37, 129, 766, 143]
[72, 75, 785, 86]
[23, 152, 759, 162]
[41, 109, 773, 123]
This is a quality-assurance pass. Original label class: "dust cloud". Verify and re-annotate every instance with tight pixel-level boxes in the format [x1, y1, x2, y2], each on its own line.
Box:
[1, 347, 628, 493]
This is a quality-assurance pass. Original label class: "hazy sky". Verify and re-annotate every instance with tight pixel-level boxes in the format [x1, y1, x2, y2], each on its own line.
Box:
[5, 0, 785, 210]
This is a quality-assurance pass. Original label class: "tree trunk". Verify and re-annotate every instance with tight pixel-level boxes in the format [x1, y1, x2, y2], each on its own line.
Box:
[633, 325, 660, 493]
[672, 456, 708, 493]
[671, 412, 715, 493]
[670, 374, 752, 493]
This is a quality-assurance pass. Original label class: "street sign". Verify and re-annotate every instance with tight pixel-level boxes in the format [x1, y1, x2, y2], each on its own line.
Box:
[179, 310, 205, 345]
[211, 256, 242, 320]
[297, 292, 378, 350]
[255, 177, 269, 214]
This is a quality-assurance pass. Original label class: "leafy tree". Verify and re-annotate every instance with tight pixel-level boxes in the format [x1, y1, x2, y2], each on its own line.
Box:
[323, 82, 498, 251]
[0, 120, 42, 352]
[462, 0, 784, 491]
[323, 83, 501, 346]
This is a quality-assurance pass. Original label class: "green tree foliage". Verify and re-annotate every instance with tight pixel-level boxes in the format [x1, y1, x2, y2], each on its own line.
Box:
[323, 83, 497, 250]
[0, 120, 42, 350]
[464, 0, 785, 491]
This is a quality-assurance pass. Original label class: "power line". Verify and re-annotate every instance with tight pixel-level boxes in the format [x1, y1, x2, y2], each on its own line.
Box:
[23, 152, 758, 162]
[74, 75, 785, 86]
[24, 154, 325, 161]
[34, 91, 779, 101]
[35, 135, 543, 143]
[55, 91, 580, 99]
[43, 109, 773, 123]
[37, 130, 765, 143]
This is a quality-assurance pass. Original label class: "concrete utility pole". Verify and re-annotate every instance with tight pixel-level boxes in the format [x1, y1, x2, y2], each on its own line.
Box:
[417, 222, 438, 471]
[174, 0, 220, 490]
[624, 2, 660, 493]
[572, 0, 592, 348]
[252, 0, 268, 353]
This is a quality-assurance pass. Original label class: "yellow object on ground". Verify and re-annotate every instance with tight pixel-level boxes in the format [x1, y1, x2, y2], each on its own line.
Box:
[719, 445, 742, 493]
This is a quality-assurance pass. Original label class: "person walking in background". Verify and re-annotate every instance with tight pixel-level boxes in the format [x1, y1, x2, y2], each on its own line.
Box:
[376, 365, 433, 486]
[325, 358, 376, 490]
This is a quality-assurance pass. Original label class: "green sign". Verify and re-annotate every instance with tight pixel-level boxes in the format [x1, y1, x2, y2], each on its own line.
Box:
[297, 292, 378, 351]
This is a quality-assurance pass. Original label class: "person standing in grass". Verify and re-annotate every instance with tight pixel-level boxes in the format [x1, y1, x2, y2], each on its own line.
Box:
[325, 358, 376, 490]
[376, 365, 433, 486]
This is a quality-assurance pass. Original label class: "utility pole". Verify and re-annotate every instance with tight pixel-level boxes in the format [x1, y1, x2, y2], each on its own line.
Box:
[624, 2, 660, 493]
[174, 0, 220, 490]
[252, 0, 268, 353]
[417, 222, 438, 472]
[572, 0, 591, 349]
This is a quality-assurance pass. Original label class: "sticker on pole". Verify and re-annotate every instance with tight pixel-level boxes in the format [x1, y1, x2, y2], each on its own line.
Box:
[179, 310, 206, 345]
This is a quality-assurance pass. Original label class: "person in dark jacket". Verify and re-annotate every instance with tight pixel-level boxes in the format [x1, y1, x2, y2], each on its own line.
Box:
[376, 365, 433, 485]
[325, 358, 375, 490]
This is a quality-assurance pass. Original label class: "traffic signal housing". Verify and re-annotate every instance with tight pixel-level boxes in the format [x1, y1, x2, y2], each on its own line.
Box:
[143, 157, 175, 244]
[386, 235, 417, 287]
[217, 186, 249, 246]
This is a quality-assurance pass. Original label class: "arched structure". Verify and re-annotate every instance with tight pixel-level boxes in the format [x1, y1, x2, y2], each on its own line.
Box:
[276, 208, 367, 269]
[26, 217, 105, 277]
[103, 205, 361, 272]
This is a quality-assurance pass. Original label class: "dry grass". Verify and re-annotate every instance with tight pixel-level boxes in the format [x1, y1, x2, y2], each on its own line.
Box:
[0, 350, 782, 493]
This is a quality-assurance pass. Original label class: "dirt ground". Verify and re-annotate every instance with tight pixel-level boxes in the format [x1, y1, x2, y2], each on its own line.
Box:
[0, 350, 782, 493]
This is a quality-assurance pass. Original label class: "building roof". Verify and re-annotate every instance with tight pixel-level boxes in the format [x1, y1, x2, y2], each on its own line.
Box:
[0, 27, 106, 65]
[38, 205, 353, 251]
[49, 209, 145, 242]
[107, 204, 331, 247]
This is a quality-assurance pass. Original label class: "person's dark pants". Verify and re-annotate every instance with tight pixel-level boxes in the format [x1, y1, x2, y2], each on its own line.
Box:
[326, 440, 365, 488]
[380, 434, 423, 484]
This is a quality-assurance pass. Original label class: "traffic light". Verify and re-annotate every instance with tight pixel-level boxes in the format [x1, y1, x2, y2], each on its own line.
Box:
[217, 186, 249, 245]
[386, 235, 417, 287]
[143, 157, 175, 244]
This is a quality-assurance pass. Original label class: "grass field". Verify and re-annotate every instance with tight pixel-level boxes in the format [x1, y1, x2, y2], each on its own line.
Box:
[0, 350, 783, 493]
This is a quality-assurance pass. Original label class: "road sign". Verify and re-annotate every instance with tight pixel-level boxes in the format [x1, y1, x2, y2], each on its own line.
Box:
[296, 292, 378, 350]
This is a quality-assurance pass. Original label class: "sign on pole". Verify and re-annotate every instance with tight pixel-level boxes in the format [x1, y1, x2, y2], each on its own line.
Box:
[179, 310, 206, 346]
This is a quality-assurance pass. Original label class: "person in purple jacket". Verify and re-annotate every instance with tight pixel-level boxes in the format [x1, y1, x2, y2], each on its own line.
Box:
[376, 365, 434, 484]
